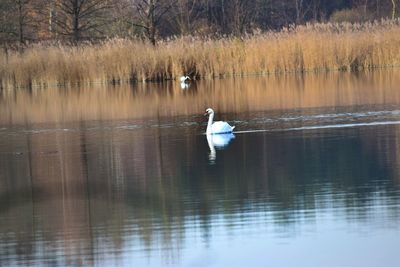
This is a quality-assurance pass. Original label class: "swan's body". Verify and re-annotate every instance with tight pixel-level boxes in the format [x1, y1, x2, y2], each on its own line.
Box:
[180, 75, 190, 82]
[208, 121, 234, 134]
[204, 108, 235, 135]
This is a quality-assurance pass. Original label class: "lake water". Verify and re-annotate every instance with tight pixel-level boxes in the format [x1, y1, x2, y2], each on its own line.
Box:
[1, 71, 400, 266]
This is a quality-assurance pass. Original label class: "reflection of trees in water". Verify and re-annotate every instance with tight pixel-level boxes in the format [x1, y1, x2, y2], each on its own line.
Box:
[1, 122, 400, 265]
[2, 70, 400, 124]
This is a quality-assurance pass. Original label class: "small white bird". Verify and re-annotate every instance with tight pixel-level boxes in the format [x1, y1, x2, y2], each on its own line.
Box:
[180, 75, 190, 82]
[204, 108, 235, 135]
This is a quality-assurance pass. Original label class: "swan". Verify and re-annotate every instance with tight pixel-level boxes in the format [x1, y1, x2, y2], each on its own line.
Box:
[204, 108, 235, 134]
[180, 75, 190, 82]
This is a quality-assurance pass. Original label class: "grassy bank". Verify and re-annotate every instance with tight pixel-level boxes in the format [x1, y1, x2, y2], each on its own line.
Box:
[1, 20, 400, 89]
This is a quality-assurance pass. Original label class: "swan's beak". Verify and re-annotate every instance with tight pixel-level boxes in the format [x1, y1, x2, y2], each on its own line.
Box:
[204, 112, 208, 116]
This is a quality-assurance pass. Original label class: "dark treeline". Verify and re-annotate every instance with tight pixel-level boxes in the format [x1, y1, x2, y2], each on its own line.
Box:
[0, 0, 398, 45]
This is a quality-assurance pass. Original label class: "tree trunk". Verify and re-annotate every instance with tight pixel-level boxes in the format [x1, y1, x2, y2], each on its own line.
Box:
[376, 0, 380, 17]
[391, 0, 396, 19]
[149, 0, 156, 45]
[221, 0, 225, 28]
[295, 0, 304, 24]
[312, 0, 319, 21]
[73, 0, 80, 42]
[17, 0, 24, 45]
[364, 0, 368, 16]
[49, 0, 55, 37]
[149, 26, 156, 45]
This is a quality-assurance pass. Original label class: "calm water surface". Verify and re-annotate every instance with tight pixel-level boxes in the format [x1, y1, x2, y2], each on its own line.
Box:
[1, 71, 400, 266]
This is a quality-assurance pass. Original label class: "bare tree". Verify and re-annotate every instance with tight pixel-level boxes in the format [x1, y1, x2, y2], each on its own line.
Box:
[0, 0, 13, 43]
[1, 0, 399, 45]
[16, 0, 30, 44]
[199, 0, 260, 35]
[175, 0, 202, 34]
[54, 0, 113, 42]
[228, 0, 247, 35]
[0, 0, 37, 45]
[128, 0, 177, 45]
[294, 0, 311, 24]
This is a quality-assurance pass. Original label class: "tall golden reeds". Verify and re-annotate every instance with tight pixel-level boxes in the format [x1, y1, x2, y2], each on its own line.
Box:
[1, 20, 400, 89]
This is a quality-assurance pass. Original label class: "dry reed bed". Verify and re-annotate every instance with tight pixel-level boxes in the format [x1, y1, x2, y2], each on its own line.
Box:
[1, 20, 400, 89]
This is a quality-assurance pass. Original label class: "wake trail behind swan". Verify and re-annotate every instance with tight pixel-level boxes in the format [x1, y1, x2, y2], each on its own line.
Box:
[233, 120, 400, 134]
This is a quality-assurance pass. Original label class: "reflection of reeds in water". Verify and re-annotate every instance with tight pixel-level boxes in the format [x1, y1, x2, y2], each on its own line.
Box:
[1, 70, 400, 124]
[1, 20, 400, 89]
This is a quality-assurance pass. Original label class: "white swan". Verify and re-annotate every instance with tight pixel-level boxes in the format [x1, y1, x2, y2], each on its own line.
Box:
[204, 108, 235, 134]
[180, 75, 190, 82]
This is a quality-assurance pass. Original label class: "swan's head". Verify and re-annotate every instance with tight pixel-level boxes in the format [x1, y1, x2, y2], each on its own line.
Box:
[204, 108, 214, 116]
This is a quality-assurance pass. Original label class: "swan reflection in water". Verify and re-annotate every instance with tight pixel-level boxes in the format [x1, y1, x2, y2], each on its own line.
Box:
[180, 82, 190, 89]
[207, 133, 235, 163]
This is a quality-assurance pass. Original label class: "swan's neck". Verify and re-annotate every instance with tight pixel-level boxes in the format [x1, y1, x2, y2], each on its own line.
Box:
[207, 113, 214, 134]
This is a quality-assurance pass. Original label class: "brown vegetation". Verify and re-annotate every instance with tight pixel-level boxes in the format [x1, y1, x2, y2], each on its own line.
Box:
[1, 20, 400, 89]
